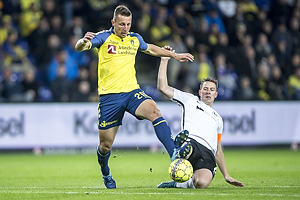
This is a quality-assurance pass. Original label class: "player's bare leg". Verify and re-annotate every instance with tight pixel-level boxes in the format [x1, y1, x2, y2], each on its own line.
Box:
[135, 99, 161, 121]
[98, 127, 118, 153]
[192, 169, 213, 188]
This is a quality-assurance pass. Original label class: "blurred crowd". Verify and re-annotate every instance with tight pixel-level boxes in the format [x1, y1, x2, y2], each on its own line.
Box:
[0, 0, 300, 102]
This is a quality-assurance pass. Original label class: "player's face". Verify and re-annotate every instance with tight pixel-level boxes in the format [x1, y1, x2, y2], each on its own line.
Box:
[112, 14, 132, 38]
[199, 81, 218, 107]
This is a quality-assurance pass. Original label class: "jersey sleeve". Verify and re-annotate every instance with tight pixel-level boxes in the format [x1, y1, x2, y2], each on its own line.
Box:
[172, 88, 195, 104]
[90, 31, 110, 49]
[217, 116, 223, 134]
[134, 33, 148, 51]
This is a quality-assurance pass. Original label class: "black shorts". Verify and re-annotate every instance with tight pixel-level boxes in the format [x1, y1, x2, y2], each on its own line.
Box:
[187, 138, 217, 177]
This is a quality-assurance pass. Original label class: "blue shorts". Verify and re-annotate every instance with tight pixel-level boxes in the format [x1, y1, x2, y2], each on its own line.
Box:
[98, 88, 152, 130]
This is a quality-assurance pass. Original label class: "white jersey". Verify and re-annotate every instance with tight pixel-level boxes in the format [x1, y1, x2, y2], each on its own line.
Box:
[172, 89, 223, 155]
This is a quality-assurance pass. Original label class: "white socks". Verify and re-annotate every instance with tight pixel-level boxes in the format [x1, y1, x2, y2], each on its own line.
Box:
[176, 178, 195, 189]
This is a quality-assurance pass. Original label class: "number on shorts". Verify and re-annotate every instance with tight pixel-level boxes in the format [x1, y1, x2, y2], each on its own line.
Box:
[134, 91, 150, 99]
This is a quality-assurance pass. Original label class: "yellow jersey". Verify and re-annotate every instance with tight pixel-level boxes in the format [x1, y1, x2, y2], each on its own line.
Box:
[88, 27, 149, 95]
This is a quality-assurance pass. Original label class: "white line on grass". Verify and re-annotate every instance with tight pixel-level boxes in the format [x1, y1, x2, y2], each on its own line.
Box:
[0, 191, 228, 195]
[0, 185, 299, 189]
[273, 186, 300, 188]
[0, 190, 299, 197]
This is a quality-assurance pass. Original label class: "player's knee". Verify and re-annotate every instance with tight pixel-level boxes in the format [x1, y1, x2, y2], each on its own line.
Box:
[193, 179, 210, 189]
[152, 107, 162, 118]
[99, 143, 112, 153]
[146, 107, 162, 122]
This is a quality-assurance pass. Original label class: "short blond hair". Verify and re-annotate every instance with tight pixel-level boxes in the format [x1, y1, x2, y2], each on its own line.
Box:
[113, 5, 132, 21]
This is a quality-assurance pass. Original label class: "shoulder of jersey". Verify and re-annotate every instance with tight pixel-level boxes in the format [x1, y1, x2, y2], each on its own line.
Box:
[128, 31, 141, 37]
[95, 29, 111, 35]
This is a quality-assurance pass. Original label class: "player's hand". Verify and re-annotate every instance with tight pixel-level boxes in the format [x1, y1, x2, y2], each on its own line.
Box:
[83, 31, 96, 43]
[175, 53, 194, 62]
[76, 32, 96, 51]
[161, 46, 174, 61]
[225, 176, 245, 187]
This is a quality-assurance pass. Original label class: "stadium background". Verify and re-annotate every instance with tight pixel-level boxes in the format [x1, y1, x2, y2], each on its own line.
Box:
[0, 0, 300, 150]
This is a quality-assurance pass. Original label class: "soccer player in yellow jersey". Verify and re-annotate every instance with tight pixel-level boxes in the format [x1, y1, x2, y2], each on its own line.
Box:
[157, 46, 244, 189]
[75, 5, 194, 189]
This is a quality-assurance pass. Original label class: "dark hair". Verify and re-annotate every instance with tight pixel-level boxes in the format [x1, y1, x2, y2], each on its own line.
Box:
[113, 5, 132, 21]
[200, 77, 218, 89]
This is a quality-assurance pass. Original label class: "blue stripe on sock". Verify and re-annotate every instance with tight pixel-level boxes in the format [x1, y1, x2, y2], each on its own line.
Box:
[97, 146, 111, 176]
[152, 117, 175, 157]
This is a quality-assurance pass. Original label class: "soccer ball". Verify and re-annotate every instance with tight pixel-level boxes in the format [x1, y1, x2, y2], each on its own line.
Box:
[169, 158, 193, 183]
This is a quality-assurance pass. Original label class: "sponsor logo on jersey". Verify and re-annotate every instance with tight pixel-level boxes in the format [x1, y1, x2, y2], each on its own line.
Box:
[118, 45, 137, 55]
[196, 105, 204, 112]
[108, 45, 116, 54]
[109, 40, 119, 44]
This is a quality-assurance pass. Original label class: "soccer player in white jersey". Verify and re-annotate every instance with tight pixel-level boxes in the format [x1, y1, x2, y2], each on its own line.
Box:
[157, 46, 244, 189]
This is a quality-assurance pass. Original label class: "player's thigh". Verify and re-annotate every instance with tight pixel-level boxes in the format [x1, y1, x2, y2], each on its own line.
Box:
[126, 89, 159, 121]
[135, 99, 162, 121]
[192, 168, 213, 189]
[98, 126, 119, 152]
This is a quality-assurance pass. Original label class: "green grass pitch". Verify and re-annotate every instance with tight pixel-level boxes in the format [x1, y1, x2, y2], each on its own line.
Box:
[0, 148, 299, 200]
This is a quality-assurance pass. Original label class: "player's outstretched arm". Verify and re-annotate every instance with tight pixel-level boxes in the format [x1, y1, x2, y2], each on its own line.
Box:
[157, 46, 175, 99]
[75, 32, 96, 52]
[225, 176, 245, 187]
[215, 141, 245, 187]
[146, 44, 194, 62]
